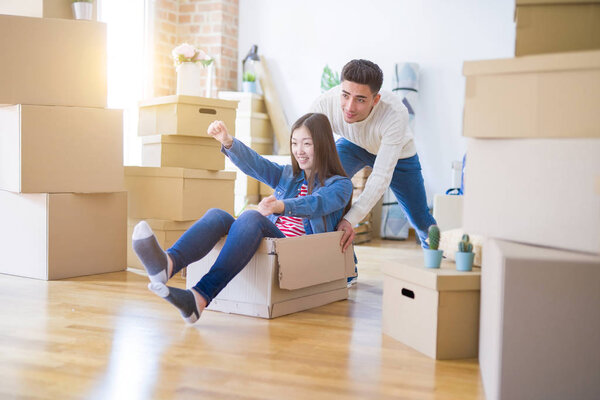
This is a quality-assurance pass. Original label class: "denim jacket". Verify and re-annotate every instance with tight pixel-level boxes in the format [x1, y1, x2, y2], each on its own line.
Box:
[222, 138, 352, 235]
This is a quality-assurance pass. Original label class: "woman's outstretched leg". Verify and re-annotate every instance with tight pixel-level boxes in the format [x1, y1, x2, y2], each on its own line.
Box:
[132, 208, 234, 285]
[149, 210, 284, 323]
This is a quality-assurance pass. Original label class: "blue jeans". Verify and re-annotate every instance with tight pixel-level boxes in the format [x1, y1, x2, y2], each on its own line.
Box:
[336, 138, 436, 247]
[167, 208, 285, 304]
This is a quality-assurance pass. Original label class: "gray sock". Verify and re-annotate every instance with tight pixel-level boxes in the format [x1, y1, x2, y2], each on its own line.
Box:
[132, 221, 169, 284]
[148, 282, 200, 324]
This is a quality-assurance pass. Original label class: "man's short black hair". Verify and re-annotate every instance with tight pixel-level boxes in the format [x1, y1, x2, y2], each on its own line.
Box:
[341, 59, 384, 94]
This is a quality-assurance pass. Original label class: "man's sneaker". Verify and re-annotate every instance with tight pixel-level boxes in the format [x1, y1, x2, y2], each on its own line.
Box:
[347, 276, 357, 287]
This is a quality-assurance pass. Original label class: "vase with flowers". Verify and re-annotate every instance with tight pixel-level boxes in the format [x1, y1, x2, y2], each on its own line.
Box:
[172, 43, 214, 97]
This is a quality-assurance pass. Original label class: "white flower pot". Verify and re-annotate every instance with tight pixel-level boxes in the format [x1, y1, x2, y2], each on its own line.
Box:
[72, 2, 93, 20]
[176, 62, 203, 97]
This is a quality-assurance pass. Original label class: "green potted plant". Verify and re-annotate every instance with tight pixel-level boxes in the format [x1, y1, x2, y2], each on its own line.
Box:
[455, 234, 475, 271]
[320, 64, 340, 92]
[242, 71, 257, 93]
[72, 0, 93, 20]
[423, 225, 443, 268]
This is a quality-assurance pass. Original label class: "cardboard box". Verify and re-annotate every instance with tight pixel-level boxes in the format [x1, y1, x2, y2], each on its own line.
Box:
[141, 134, 224, 170]
[0, 104, 123, 193]
[127, 218, 195, 270]
[186, 231, 355, 318]
[515, 0, 600, 56]
[0, 191, 126, 280]
[479, 238, 600, 400]
[463, 50, 600, 138]
[138, 95, 238, 137]
[0, 0, 98, 20]
[235, 112, 274, 142]
[382, 258, 481, 360]
[463, 138, 600, 254]
[432, 194, 463, 231]
[124, 166, 235, 221]
[0, 15, 106, 108]
[218, 91, 267, 114]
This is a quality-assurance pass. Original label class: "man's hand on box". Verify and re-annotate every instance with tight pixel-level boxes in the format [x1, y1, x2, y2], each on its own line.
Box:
[336, 218, 355, 252]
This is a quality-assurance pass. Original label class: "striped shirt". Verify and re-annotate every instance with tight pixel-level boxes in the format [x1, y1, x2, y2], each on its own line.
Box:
[276, 183, 308, 237]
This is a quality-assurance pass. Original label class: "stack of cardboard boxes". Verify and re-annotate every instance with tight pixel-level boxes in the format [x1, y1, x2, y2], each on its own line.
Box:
[125, 95, 238, 270]
[0, 12, 126, 280]
[462, 2, 600, 398]
[218, 91, 276, 215]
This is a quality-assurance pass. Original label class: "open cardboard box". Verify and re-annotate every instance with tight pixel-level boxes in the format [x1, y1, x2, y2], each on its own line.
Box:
[186, 231, 355, 318]
[0, 104, 123, 193]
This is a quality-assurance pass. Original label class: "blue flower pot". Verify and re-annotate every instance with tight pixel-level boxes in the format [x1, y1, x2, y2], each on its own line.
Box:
[242, 81, 257, 93]
[455, 252, 475, 271]
[423, 249, 443, 268]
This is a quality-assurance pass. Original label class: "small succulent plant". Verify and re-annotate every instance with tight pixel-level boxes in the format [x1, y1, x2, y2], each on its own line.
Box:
[458, 233, 473, 253]
[428, 225, 440, 250]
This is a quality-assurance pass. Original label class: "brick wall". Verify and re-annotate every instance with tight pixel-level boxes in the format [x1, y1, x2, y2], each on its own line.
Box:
[151, 0, 239, 97]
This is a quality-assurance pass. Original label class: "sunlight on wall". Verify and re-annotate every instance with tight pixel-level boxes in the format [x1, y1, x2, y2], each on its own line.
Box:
[99, 0, 149, 166]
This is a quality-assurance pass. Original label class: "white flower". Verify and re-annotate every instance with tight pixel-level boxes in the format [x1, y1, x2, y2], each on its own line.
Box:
[172, 43, 196, 59]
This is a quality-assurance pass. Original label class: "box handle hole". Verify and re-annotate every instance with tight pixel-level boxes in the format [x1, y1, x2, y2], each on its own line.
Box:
[401, 288, 415, 299]
[198, 108, 217, 115]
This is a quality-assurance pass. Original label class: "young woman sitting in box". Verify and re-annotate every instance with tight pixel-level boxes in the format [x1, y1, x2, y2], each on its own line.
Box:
[132, 113, 353, 324]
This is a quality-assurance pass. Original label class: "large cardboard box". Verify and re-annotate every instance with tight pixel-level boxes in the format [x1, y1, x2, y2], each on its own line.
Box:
[141, 134, 224, 170]
[127, 218, 195, 270]
[515, 0, 600, 56]
[479, 238, 600, 400]
[186, 231, 355, 318]
[0, 191, 127, 280]
[382, 258, 481, 360]
[0, 0, 98, 19]
[0, 15, 106, 108]
[463, 138, 600, 254]
[463, 50, 600, 138]
[0, 105, 123, 193]
[124, 166, 235, 221]
[218, 91, 267, 114]
[138, 95, 237, 137]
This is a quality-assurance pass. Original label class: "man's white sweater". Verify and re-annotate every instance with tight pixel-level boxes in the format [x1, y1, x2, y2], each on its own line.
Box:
[311, 86, 416, 226]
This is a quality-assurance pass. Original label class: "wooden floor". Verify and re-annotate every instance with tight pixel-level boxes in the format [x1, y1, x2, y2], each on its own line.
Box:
[0, 239, 484, 400]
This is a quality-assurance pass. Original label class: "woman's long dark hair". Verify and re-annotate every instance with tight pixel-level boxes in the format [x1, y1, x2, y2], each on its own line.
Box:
[289, 113, 352, 214]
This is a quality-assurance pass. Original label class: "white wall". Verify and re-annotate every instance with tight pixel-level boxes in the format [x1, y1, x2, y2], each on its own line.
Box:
[238, 0, 515, 204]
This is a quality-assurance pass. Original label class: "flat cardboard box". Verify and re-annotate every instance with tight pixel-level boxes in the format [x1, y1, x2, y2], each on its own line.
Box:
[479, 238, 600, 400]
[0, 191, 126, 280]
[0, 0, 98, 19]
[463, 138, 600, 254]
[432, 194, 463, 231]
[138, 95, 238, 137]
[463, 50, 600, 138]
[515, 0, 600, 56]
[127, 218, 195, 270]
[0, 15, 106, 108]
[124, 166, 235, 221]
[141, 134, 224, 170]
[0, 104, 123, 193]
[186, 231, 355, 318]
[218, 91, 267, 114]
[382, 258, 481, 360]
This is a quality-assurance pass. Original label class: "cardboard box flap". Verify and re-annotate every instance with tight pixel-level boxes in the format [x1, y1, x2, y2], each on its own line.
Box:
[139, 95, 238, 110]
[141, 134, 221, 147]
[463, 50, 600, 76]
[274, 231, 348, 290]
[517, 0, 599, 5]
[382, 258, 481, 291]
[124, 166, 235, 180]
